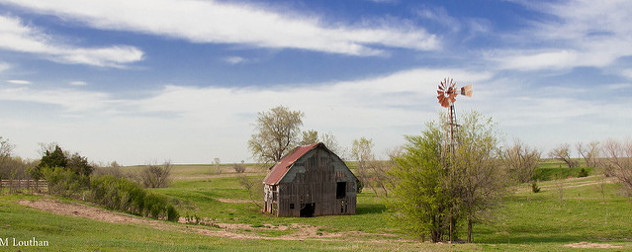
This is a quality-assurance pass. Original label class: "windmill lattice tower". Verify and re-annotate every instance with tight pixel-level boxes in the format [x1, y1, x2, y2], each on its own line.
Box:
[436, 78, 472, 161]
[436, 77, 472, 243]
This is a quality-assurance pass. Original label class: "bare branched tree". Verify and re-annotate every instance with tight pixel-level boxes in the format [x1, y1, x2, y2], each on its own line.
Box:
[576, 141, 600, 168]
[320, 132, 346, 160]
[549, 143, 578, 168]
[601, 139, 632, 195]
[351, 137, 380, 197]
[248, 106, 303, 166]
[503, 139, 541, 183]
[453, 111, 508, 243]
[237, 174, 263, 209]
[0, 137, 14, 180]
[141, 161, 172, 188]
[213, 157, 221, 174]
[233, 161, 246, 173]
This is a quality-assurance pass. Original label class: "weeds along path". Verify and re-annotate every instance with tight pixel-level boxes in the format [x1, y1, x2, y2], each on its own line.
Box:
[18, 198, 406, 243]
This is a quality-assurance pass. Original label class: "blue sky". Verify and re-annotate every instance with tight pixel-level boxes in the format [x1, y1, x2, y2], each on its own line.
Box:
[0, 0, 630, 165]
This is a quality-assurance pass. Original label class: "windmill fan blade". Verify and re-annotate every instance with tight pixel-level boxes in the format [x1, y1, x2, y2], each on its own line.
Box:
[460, 84, 473, 97]
[438, 85, 444, 91]
[437, 90, 444, 96]
[437, 95, 449, 107]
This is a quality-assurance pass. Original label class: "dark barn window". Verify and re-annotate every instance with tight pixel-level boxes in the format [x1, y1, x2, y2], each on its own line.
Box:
[336, 182, 346, 199]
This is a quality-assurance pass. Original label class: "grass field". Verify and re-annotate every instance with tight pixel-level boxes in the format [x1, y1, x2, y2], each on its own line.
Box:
[1, 160, 631, 251]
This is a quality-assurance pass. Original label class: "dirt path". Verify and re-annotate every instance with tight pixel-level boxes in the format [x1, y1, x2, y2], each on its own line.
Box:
[216, 198, 251, 203]
[18, 198, 404, 243]
[564, 242, 622, 248]
[514, 176, 617, 193]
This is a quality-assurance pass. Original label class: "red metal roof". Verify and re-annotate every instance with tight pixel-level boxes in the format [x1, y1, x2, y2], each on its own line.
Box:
[262, 142, 322, 185]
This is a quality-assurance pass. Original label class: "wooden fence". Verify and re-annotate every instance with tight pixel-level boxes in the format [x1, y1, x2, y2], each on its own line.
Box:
[0, 179, 48, 192]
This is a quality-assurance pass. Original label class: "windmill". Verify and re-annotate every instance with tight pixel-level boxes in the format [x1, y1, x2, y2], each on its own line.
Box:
[436, 77, 472, 154]
[436, 77, 472, 243]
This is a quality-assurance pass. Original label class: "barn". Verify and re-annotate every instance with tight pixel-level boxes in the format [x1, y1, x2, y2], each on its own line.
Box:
[263, 142, 358, 217]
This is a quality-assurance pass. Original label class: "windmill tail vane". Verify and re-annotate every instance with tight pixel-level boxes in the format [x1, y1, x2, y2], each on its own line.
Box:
[460, 84, 473, 97]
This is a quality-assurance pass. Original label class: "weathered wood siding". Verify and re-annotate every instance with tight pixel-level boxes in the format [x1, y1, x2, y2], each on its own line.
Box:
[271, 147, 356, 217]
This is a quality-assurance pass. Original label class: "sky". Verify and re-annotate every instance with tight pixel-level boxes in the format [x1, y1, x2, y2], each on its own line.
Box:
[0, 0, 630, 165]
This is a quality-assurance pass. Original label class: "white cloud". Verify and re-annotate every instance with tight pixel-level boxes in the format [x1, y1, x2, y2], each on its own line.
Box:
[1, 65, 626, 165]
[0, 67, 490, 164]
[224, 56, 246, 65]
[417, 6, 460, 32]
[621, 69, 632, 80]
[0, 86, 114, 112]
[0, 0, 439, 56]
[606, 83, 632, 90]
[0, 62, 10, 72]
[0, 15, 143, 67]
[7, 79, 31, 85]
[490, 0, 632, 71]
[69, 81, 87, 86]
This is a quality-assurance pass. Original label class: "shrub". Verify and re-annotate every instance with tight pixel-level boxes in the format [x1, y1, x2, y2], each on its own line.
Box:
[233, 162, 246, 173]
[167, 205, 180, 222]
[89, 175, 178, 221]
[141, 162, 172, 188]
[578, 168, 589, 178]
[531, 181, 541, 193]
[42, 166, 89, 198]
[144, 193, 169, 218]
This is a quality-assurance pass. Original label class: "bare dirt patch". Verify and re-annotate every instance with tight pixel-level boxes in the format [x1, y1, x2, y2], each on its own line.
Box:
[564, 242, 623, 249]
[19, 199, 152, 225]
[216, 198, 251, 204]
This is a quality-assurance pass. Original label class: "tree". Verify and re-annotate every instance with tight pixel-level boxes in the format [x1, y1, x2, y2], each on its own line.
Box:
[388, 123, 448, 242]
[388, 111, 506, 243]
[67, 152, 93, 177]
[238, 174, 264, 209]
[248, 106, 304, 165]
[301, 130, 346, 159]
[453, 112, 507, 242]
[351, 137, 381, 197]
[601, 138, 632, 196]
[0, 137, 14, 180]
[0, 137, 13, 167]
[321, 132, 346, 159]
[549, 143, 577, 168]
[503, 139, 541, 183]
[213, 157, 221, 174]
[300, 130, 319, 145]
[576, 141, 600, 168]
[140, 162, 172, 188]
[30, 145, 67, 182]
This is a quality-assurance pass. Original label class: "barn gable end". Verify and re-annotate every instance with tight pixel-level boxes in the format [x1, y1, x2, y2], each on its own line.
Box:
[263, 143, 357, 217]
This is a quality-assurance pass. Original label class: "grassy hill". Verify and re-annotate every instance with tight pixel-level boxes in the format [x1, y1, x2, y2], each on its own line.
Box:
[1, 161, 631, 251]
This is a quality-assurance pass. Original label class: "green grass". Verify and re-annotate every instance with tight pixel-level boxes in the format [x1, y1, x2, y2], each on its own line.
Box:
[2, 163, 632, 251]
[533, 159, 597, 181]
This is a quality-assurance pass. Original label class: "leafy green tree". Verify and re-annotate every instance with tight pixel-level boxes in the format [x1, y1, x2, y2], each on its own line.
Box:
[388, 123, 448, 242]
[67, 153, 93, 177]
[29, 145, 67, 182]
[40, 145, 68, 168]
[388, 112, 506, 243]
[248, 106, 304, 165]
